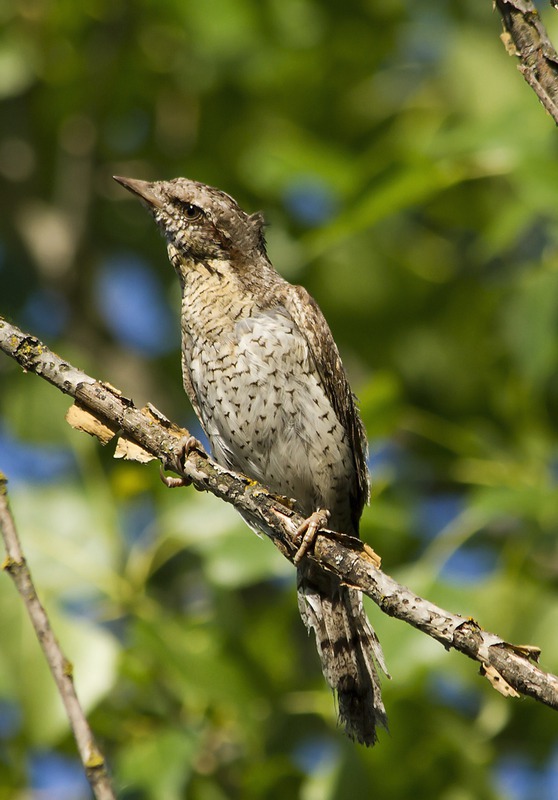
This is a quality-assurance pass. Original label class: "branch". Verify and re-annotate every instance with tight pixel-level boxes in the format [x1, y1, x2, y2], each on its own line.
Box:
[0, 473, 116, 800]
[495, 0, 558, 125]
[1, 315, 557, 713]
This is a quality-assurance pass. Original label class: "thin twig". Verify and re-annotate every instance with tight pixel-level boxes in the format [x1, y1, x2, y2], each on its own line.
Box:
[495, 0, 558, 125]
[0, 472, 116, 800]
[1, 314, 557, 712]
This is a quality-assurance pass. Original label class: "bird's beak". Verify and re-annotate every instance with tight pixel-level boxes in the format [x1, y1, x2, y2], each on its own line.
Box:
[113, 175, 164, 209]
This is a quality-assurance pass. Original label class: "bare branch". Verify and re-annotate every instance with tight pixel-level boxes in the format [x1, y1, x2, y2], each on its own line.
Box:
[1, 314, 557, 714]
[495, 0, 558, 125]
[0, 472, 116, 800]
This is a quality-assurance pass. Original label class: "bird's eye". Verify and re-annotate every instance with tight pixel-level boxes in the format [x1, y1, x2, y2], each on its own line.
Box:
[179, 202, 203, 220]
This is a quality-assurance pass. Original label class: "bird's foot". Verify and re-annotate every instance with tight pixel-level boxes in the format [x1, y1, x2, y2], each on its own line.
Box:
[160, 435, 203, 488]
[293, 508, 331, 565]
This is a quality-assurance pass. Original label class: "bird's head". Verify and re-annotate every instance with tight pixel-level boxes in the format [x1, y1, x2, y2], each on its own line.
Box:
[113, 176, 267, 267]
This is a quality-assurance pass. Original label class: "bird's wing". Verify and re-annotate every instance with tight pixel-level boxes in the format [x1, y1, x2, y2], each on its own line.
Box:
[276, 284, 370, 527]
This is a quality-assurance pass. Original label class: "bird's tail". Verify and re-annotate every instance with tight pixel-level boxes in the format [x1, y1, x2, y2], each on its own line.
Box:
[297, 563, 389, 745]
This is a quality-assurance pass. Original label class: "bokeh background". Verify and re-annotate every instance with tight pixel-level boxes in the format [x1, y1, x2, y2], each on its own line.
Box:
[1, 1, 558, 798]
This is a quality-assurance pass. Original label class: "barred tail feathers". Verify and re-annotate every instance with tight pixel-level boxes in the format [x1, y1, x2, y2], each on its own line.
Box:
[297, 567, 389, 746]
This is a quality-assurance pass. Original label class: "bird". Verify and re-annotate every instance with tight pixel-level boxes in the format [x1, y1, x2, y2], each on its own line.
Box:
[113, 174, 388, 745]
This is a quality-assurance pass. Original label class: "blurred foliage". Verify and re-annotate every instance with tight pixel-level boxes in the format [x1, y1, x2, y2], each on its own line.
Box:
[1, 0, 558, 798]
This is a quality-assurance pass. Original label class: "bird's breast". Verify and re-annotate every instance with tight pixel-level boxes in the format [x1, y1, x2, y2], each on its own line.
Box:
[185, 306, 357, 530]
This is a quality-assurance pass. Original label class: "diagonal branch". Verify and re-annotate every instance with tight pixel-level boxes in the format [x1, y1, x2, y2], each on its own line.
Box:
[0, 473, 116, 800]
[495, 0, 558, 125]
[1, 314, 557, 712]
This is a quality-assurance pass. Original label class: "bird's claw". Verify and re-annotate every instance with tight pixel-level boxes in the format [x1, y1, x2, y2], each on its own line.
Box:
[160, 435, 203, 488]
[293, 508, 330, 565]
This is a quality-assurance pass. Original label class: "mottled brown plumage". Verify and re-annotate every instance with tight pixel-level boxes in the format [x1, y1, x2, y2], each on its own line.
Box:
[114, 174, 388, 744]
